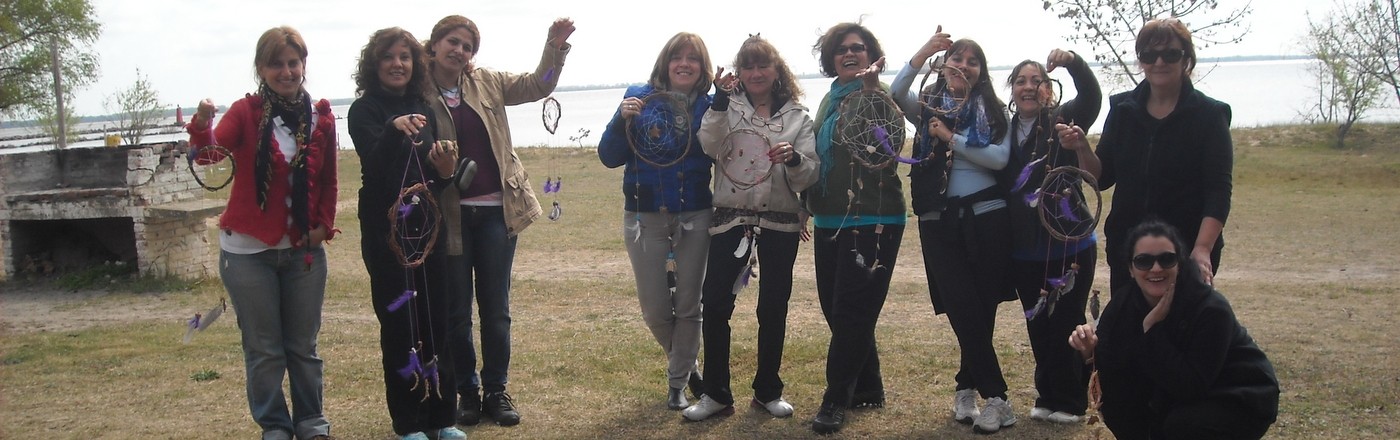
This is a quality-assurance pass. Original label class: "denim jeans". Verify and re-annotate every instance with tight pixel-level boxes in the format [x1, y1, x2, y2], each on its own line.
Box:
[220, 247, 331, 440]
[449, 205, 516, 394]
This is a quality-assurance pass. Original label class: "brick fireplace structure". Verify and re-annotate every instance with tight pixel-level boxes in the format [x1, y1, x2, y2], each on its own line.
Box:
[0, 142, 223, 280]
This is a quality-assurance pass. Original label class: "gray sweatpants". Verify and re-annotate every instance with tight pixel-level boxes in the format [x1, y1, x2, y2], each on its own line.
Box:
[623, 209, 711, 389]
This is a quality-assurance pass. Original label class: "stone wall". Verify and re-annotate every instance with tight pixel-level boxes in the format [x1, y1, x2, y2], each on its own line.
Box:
[0, 142, 223, 280]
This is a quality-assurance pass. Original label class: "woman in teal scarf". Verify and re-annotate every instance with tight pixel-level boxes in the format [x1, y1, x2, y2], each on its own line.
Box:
[805, 21, 907, 435]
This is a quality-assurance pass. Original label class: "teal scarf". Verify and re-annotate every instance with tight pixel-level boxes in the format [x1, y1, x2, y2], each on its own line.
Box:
[816, 79, 862, 192]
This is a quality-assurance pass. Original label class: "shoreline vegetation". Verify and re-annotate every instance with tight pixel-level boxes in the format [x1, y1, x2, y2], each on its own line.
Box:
[1, 123, 1398, 438]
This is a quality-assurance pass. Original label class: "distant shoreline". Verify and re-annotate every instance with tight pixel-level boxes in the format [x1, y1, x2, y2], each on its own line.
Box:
[2, 55, 1314, 128]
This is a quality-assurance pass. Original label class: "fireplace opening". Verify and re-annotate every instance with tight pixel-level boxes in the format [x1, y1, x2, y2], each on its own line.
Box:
[10, 218, 136, 275]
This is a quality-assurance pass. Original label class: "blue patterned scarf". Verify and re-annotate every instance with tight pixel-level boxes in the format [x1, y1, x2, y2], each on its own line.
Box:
[816, 79, 862, 192]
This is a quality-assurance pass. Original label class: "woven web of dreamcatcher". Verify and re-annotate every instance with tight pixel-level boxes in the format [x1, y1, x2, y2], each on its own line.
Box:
[187, 143, 236, 191]
[387, 182, 442, 268]
[719, 127, 773, 190]
[1033, 165, 1101, 241]
[835, 89, 907, 170]
[626, 91, 692, 167]
[542, 97, 561, 135]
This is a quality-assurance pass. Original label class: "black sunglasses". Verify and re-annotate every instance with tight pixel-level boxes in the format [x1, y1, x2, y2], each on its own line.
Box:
[1132, 252, 1179, 271]
[1138, 48, 1185, 64]
[835, 43, 867, 55]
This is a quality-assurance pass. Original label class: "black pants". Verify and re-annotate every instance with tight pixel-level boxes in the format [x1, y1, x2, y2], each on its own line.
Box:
[1012, 246, 1096, 415]
[699, 226, 799, 405]
[1104, 396, 1273, 440]
[363, 220, 457, 435]
[813, 224, 903, 405]
[920, 209, 1012, 399]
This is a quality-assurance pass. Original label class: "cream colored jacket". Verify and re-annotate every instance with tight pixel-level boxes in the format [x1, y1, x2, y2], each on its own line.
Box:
[427, 42, 570, 254]
[699, 91, 819, 233]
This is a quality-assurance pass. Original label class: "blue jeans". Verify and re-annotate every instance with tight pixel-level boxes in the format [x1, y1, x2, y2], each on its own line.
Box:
[220, 247, 331, 440]
[449, 205, 516, 394]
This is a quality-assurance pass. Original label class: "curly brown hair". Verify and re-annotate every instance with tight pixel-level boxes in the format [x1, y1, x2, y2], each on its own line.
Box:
[732, 34, 802, 103]
[354, 27, 428, 97]
[813, 21, 885, 78]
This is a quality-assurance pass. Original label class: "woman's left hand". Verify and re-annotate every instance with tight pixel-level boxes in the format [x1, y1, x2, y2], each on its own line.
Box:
[393, 114, 427, 138]
[857, 56, 886, 91]
[548, 18, 576, 48]
[1142, 282, 1176, 332]
[768, 141, 797, 164]
[1055, 122, 1089, 151]
[298, 225, 329, 248]
[1191, 246, 1215, 286]
[928, 117, 953, 144]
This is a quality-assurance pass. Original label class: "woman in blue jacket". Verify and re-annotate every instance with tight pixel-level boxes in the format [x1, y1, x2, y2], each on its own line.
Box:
[597, 31, 714, 411]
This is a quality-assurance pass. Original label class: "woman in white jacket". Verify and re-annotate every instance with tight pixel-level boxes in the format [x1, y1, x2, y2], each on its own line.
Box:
[683, 34, 819, 422]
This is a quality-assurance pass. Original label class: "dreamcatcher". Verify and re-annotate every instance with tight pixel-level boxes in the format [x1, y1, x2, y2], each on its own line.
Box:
[187, 129, 236, 191]
[385, 133, 447, 402]
[181, 297, 227, 344]
[541, 97, 564, 221]
[912, 55, 977, 194]
[718, 127, 773, 191]
[829, 88, 906, 272]
[1021, 165, 1102, 321]
[624, 91, 696, 292]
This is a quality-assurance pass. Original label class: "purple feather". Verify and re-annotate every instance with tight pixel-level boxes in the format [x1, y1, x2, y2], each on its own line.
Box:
[1058, 196, 1081, 222]
[1025, 296, 1047, 320]
[871, 123, 919, 164]
[543, 67, 556, 83]
[187, 314, 201, 330]
[397, 350, 422, 379]
[1024, 190, 1040, 207]
[387, 289, 415, 312]
[554, 178, 562, 192]
[397, 202, 413, 221]
[1012, 157, 1046, 192]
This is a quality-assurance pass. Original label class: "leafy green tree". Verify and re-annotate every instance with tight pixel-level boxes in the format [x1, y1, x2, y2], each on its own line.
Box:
[0, 0, 102, 117]
[1042, 0, 1253, 87]
[1305, 3, 1387, 149]
[104, 68, 164, 146]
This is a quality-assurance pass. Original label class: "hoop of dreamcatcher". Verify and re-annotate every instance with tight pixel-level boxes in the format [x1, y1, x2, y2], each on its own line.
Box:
[1031, 165, 1101, 242]
[834, 89, 907, 170]
[625, 91, 693, 168]
[387, 181, 442, 268]
[719, 127, 774, 190]
[917, 55, 974, 124]
[541, 96, 564, 221]
[187, 143, 236, 191]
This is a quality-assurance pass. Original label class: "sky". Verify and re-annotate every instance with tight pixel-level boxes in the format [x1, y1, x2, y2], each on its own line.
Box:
[70, 0, 1319, 117]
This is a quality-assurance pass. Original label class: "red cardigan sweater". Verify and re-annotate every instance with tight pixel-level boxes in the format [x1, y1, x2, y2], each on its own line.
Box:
[187, 95, 338, 247]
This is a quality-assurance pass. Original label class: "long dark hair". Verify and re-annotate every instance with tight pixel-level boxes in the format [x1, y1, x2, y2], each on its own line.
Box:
[926, 39, 1007, 143]
[354, 27, 429, 97]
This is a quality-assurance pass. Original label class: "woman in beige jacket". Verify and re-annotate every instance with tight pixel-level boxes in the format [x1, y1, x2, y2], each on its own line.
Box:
[422, 14, 574, 427]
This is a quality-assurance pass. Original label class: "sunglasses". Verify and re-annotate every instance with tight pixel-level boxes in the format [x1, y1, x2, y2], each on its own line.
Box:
[835, 43, 867, 55]
[1132, 252, 1179, 271]
[1138, 48, 1185, 64]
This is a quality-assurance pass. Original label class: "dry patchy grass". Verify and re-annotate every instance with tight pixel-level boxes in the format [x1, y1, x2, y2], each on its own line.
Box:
[3, 126, 1399, 439]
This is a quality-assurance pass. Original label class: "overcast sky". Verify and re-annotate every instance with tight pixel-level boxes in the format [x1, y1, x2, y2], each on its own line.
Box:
[73, 0, 1315, 116]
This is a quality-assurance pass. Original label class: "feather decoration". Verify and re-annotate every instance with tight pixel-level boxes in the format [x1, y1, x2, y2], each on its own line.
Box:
[548, 201, 562, 221]
[854, 250, 866, 267]
[1059, 196, 1081, 222]
[871, 124, 918, 164]
[665, 251, 678, 294]
[1012, 156, 1047, 192]
[543, 67, 556, 83]
[1089, 289, 1102, 324]
[734, 234, 751, 258]
[1025, 294, 1048, 320]
[1025, 189, 1041, 208]
[182, 313, 201, 344]
[627, 215, 642, 243]
[731, 264, 753, 296]
[397, 202, 413, 221]
[197, 298, 226, 331]
[397, 349, 423, 380]
[388, 289, 416, 312]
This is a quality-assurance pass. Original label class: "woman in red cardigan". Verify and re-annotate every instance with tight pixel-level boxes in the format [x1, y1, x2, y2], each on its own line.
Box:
[187, 26, 338, 440]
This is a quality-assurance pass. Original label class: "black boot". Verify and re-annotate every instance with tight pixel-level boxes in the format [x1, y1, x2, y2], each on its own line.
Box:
[457, 389, 481, 426]
[812, 401, 846, 434]
[483, 391, 521, 426]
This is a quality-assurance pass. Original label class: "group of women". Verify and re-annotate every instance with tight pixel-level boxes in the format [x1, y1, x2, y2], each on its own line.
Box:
[189, 14, 1277, 440]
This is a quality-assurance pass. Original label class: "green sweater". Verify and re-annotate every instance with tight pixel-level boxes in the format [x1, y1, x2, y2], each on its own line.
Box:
[807, 84, 907, 227]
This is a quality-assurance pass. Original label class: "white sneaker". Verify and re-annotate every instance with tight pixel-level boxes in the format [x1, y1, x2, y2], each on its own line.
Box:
[1045, 411, 1083, 424]
[752, 397, 794, 417]
[954, 389, 980, 424]
[1029, 406, 1053, 421]
[973, 397, 1017, 434]
[682, 395, 735, 421]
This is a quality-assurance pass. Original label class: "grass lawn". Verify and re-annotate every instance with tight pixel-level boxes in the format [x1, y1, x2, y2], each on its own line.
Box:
[2, 123, 1398, 439]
